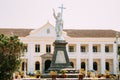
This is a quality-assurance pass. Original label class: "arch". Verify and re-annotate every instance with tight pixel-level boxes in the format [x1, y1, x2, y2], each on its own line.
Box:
[45, 60, 51, 71]
[22, 62, 25, 71]
[106, 62, 109, 71]
[22, 62, 27, 71]
[70, 62, 74, 68]
[35, 61, 40, 70]
[93, 62, 98, 71]
[81, 62, 86, 70]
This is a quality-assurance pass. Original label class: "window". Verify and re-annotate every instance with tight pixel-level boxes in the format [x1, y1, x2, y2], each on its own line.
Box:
[70, 62, 74, 68]
[22, 62, 27, 71]
[106, 62, 109, 71]
[35, 61, 40, 70]
[46, 44, 51, 53]
[93, 46, 97, 52]
[92, 44, 101, 52]
[23, 44, 28, 52]
[47, 29, 50, 34]
[105, 46, 109, 52]
[80, 44, 88, 52]
[22, 62, 25, 71]
[105, 44, 113, 52]
[81, 62, 86, 70]
[81, 46, 86, 52]
[45, 60, 51, 71]
[68, 44, 76, 52]
[35, 44, 40, 52]
[93, 62, 98, 71]
[69, 46, 74, 52]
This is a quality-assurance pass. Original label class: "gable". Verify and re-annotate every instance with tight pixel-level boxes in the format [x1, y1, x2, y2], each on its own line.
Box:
[28, 22, 56, 37]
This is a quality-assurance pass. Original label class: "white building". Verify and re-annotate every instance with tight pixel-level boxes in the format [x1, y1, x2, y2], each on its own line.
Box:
[0, 22, 120, 74]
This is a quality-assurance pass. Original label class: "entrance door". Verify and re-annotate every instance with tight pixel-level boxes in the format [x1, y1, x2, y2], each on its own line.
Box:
[45, 60, 51, 71]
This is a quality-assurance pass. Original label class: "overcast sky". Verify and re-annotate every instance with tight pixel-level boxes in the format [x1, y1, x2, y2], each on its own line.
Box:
[0, 0, 120, 31]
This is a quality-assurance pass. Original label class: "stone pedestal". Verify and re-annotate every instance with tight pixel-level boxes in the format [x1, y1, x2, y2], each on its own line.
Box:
[49, 40, 72, 71]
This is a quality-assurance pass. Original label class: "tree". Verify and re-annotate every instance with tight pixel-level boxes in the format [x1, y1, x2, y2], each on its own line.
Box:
[118, 48, 120, 68]
[117, 48, 120, 79]
[0, 34, 23, 80]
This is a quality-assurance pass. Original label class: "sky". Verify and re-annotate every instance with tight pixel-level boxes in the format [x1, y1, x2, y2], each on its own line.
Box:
[0, 0, 120, 31]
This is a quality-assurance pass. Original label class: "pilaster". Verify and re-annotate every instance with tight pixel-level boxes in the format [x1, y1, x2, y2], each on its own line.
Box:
[76, 43, 80, 54]
[113, 43, 117, 74]
[76, 57, 80, 70]
[88, 43, 93, 70]
[88, 58, 93, 70]
[101, 44, 105, 74]
[27, 43, 34, 73]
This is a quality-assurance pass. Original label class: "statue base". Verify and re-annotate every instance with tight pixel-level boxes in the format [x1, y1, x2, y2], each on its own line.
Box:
[49, 40, 72, 71]
[56, 36, 65, 41]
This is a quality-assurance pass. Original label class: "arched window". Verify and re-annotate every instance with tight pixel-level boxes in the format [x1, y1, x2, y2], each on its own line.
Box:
[81, 62, 86, 70]
[70, 62, 74, 68]
[22, 62, 27, 71]
[35, 61, 40, 70]
[106, 62, 109, 71]
[22, 62, 25, 71]
[93, 62, 97, 71]
[45, 60, 51, 71]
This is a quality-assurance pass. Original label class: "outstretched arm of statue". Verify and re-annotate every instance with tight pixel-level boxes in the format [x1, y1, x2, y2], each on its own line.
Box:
[53, 9, 57, 19]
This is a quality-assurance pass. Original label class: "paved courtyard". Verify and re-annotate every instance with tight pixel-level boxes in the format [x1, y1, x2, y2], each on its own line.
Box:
[15, 77, 108, 80]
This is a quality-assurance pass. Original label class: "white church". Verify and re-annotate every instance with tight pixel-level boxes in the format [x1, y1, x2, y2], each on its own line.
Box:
[0, 22, 120, 74]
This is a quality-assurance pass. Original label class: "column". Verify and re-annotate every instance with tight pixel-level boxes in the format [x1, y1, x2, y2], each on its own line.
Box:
[76, 57, 80, 70]
[101, 44, 105, 74]
[88, 43, 93, 70]
[88, 58, 93, 70]
[76, 43, 80, 54]
[41, 42, 45, 53]
[113, 44, 117, 74]
[39, 57, 43, 73]
[28, 43, 34, 74]
[88, 43, 93, 54]
[101, 58, 105, 74]
[76, 43, 80, 70]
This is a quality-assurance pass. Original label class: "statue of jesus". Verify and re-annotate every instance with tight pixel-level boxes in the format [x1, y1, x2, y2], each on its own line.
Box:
[53, 9, 63, 40]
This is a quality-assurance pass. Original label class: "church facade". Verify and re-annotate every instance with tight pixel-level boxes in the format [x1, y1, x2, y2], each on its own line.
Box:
[0, 22, 120, 74]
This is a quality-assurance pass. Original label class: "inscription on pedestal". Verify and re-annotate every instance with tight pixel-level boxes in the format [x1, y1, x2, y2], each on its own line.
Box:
[55, 50, 66, 63]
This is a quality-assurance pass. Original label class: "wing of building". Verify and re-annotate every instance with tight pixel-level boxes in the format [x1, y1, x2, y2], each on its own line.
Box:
[0, 22, 120, 74]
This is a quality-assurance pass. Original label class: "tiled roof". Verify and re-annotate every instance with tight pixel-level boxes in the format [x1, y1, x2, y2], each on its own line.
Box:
[0, 28, 33, 37]
[63, 29, 119, 37]
[0, 28, 119, 37]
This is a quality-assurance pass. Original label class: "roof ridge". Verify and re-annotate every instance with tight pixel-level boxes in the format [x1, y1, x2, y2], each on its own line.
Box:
[0, 28, 34, 30]
[63, 29, 114, 31]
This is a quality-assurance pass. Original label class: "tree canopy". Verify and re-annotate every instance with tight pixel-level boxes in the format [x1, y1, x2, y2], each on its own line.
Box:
[0, 34, 23, 80]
